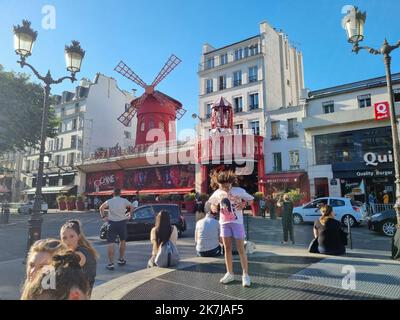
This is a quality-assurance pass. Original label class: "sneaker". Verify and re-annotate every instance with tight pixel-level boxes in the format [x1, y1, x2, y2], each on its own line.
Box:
[106, 263, 115, 270]
[220, 272, 235, 284]
[281, 241, 288, 245]
[242, 274, 251, 287]
[117, 258, 126, 266]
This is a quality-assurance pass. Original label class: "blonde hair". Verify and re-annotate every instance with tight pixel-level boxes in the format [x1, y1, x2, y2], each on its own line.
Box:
[60, 220, 99, 260]
[319, 205, 333, 225]
[210, 170, 238, 190]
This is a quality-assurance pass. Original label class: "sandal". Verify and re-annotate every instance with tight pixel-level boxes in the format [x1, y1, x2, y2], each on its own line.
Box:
[117, 258, 126, 266]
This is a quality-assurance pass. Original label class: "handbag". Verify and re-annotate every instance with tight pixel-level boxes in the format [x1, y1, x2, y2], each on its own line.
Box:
[308, 237, 319, 253]
[154, 240, 180, 267]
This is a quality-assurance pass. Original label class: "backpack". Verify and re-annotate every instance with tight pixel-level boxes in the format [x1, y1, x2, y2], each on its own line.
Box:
[154, 240, 180, 267]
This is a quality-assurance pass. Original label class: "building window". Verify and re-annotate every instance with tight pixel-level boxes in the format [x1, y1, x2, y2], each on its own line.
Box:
[249, 44, 259, 56]
[233, 70, 242, 87]
[248, 66, 258, 83]
[140, 121, 145, 132]
[250, 120, 260, 135]
[206, 79, 213, 93]
[393, 88, 400, 102]
[220, 53, 228, 65]
[323, 101, 335, 114]
[233, 97, 243, 113]
[61, 107, 65, 116]
[358, 94, 371, 108]
[72, 118, 77, 130]
[55, 155, 60, 167]
[205, 57, 214, 70]
[288, 118, 298, 138]
[271, 121, 280, 140]
[289, 150, 300, 170]
[273, 153, 282, 172]
[75, 103, 79, 113]
[249, 93, 259, 110]
[68, 153, 75, 166]
[206, 103, 212, 118]
[60, 138, 63, 150]
[234, 48, 243, 61]
[219, 75, 226, 90]
[234, 123, 243, 134]
[70, 135, 77, 149]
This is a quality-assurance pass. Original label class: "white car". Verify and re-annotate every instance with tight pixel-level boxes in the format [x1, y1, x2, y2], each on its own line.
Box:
[17, 200, 48, 214]
[292, 197, 365, 227]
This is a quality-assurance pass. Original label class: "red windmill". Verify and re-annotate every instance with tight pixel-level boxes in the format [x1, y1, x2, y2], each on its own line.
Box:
[114, 54, 186, 147]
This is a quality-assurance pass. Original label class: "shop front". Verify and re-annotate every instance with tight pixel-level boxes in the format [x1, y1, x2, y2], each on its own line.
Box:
[264, 172, 310, 205]
[314, 126, 396, 204]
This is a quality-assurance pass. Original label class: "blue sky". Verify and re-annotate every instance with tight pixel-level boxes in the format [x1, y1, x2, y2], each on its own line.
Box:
[1, 0, 399, 132]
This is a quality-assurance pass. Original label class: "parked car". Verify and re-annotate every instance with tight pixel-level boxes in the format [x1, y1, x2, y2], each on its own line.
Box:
[292, 197, 365, 227]
[17, 200, 48, 214]
[99, 204, 186, 241]
[367, 210, 397, 237]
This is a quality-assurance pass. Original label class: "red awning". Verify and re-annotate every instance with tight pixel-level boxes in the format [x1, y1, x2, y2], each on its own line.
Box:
[86, 187, 194, 196]
[264, 172, 305, 184]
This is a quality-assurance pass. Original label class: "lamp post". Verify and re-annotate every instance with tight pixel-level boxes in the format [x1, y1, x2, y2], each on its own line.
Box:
[13, 20, 85, 251]
[342, 6, 400, 258]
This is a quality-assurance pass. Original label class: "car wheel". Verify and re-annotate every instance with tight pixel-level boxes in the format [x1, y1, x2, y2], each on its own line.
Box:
[381, 220, 396, 237]
[342, 215, 356, 228]
[293, 213, 303, 225]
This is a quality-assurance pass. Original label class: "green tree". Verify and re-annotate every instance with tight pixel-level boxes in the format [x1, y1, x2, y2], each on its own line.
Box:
[0, 64, 59, 152]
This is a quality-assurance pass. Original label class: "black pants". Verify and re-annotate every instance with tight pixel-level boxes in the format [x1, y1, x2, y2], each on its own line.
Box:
[282, 216, 294, 242]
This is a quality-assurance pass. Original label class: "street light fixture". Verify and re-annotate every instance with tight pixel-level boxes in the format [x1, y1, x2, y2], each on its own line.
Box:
[342, 6, 400, 259]
[13, 19, 85, 252]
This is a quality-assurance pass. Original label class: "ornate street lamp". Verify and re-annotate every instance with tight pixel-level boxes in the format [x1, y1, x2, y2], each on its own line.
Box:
[13, 19, 85, 252]
[342, 6, 400, 259]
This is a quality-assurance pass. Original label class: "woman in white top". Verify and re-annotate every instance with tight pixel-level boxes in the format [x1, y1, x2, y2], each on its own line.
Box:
[148, 210, 178, 267]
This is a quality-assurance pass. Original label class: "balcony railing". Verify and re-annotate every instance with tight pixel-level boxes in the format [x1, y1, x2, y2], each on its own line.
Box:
[249, 104, 259, 110]
[248, 75, 258, 83]
[233, 80, 242, 87]
[287, 132, 299, 138]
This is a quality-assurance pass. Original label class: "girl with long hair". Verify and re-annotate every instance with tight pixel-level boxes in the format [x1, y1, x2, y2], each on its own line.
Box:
[207, 170, 254, 287]
[60, 220, 98, 294]
[148, 210, 178, 267]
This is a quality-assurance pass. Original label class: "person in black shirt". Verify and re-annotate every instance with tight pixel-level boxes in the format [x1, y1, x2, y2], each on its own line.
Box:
[313, 205, 346, 255]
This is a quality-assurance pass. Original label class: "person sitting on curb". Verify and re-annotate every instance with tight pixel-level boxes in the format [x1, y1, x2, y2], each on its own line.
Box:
[147, 210, 179, 268]
[195, 204, 223, 257]
[21, 250, 90, 300]
[312, 204, 346, 255]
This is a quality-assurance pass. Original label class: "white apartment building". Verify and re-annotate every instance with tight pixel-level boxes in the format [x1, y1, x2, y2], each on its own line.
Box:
[22, 74, 136, 207]
[304, 73, 400, 203]
[264, 104, 311, 201]
[198, 20, 304, 138]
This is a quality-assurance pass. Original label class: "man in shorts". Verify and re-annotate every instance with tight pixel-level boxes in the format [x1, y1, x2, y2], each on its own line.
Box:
[99, 188, 133, 270]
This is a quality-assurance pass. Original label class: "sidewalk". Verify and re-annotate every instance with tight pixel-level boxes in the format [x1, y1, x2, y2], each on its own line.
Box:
[92, 243, 400, 300]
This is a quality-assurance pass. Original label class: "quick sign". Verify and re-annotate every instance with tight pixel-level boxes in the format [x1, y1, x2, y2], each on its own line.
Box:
[374, 101, 390, 121]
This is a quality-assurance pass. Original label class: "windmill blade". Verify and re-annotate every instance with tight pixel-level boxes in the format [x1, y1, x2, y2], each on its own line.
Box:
[114, 61, 147, 89]
[175, 107, 187, 120]
[117, 96, 144, 126]
[151, 54, 181, 88]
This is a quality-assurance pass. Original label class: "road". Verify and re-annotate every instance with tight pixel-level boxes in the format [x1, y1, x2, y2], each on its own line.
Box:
[0, 211, 393, 299]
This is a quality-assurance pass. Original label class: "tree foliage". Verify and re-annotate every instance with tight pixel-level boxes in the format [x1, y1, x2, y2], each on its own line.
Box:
[0, 64, 59, 152]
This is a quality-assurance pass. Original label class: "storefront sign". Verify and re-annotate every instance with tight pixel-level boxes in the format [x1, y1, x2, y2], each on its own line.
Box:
[363, 151, 393, 166]
[374, 101, 390, 121]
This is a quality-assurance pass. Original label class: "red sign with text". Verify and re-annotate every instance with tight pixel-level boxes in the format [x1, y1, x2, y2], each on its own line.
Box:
[374, 101, 390, 121]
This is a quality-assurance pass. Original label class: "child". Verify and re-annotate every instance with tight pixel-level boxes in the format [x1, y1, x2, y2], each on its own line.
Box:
[207, 170, 254, 287]
[60, 220, 99, 296]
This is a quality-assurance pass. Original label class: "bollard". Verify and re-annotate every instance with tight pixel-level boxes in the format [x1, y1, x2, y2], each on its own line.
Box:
[347, 219, 353, 249]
